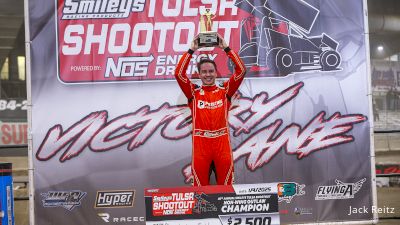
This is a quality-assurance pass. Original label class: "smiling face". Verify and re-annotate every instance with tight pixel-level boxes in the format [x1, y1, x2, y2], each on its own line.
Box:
[199, 62, 217, 86]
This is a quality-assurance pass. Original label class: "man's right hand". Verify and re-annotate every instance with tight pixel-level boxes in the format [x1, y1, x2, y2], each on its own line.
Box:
[190, 35, 200, 52]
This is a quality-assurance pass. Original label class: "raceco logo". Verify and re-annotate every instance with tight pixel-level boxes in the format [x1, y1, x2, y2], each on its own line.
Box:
[315, 178, 366, 200]
[95, 190, 135, 208]
[62, 0, 145, 20]
[97, 213, 145, 223]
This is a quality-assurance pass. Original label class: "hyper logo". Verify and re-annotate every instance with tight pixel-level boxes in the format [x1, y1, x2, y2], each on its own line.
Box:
[95, 190, 135, 208]
[41, 190, 86, 211]
[62, 0, 145, 20]
[315, 178, 366, 200]
[277, 183, 305, 203]
[197, 100, 223, 109]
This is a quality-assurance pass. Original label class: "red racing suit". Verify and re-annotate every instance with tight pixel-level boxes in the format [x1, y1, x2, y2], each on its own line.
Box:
[174, 48, 246, 186]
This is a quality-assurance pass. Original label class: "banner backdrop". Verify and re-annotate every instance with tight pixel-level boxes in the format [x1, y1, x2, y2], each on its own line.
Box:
[28, 0, 374, 224]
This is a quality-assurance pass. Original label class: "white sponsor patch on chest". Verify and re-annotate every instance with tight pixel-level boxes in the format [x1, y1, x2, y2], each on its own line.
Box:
[197, 100, 223, 109]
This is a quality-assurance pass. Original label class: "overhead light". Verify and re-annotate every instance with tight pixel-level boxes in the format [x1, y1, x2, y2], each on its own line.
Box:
[377, 45, 384, 51]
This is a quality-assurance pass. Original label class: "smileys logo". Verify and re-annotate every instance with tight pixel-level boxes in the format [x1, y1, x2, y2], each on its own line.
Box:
[61, 0, 145, 20]
[197, 100, 223, 109]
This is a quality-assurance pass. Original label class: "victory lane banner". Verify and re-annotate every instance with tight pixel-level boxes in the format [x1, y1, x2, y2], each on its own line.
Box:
[144, 183, 280, 225]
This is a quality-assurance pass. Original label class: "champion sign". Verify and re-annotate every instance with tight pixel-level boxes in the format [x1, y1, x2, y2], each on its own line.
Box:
[315, 179, 366, 200]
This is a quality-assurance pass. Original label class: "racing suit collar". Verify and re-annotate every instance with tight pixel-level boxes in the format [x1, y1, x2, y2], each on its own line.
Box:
[201, 84, 217, 92]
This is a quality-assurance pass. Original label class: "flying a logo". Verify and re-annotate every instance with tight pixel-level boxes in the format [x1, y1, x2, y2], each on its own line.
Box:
[315, 178, 366, 200]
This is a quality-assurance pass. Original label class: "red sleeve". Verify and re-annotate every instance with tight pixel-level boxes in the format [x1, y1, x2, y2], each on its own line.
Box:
[224, 50, 246, 98]
[174, 52, 195, 99]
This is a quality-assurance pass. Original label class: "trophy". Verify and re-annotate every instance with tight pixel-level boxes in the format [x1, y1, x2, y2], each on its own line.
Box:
[198, 8, 219, 47]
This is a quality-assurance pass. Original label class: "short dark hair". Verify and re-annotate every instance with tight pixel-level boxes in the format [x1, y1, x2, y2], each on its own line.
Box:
[197, 58, 217, 72]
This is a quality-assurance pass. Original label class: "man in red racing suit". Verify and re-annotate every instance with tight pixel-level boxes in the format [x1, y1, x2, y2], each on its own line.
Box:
[174, 34, 246, 186]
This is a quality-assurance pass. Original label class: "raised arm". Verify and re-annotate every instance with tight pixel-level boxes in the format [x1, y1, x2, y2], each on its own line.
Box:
[174, 37, 199, 100]
[174, 51, 195, 99]
[217, 35, 246, 98]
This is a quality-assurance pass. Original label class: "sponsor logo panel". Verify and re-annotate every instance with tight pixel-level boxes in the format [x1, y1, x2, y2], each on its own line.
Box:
[145, 184, 280, 224]
[97, 212, 145, 223]
[61, 0, 146, 20]
[194, 128, 228, 138]
[95, 190, 135, 208]
[41, 190, 86, 211]
[277, 182, 305, 203]
[152, 192, 197, 216]
[294, 207, 313, 215]
[315, 178, 366, 200]
[233, 183, 276, 195]
[197, 100, 223, 109]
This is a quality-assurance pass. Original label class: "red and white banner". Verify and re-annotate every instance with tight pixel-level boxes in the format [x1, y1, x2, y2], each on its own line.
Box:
[144, 183, 280, 225]
[57, 0, 243, 83]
